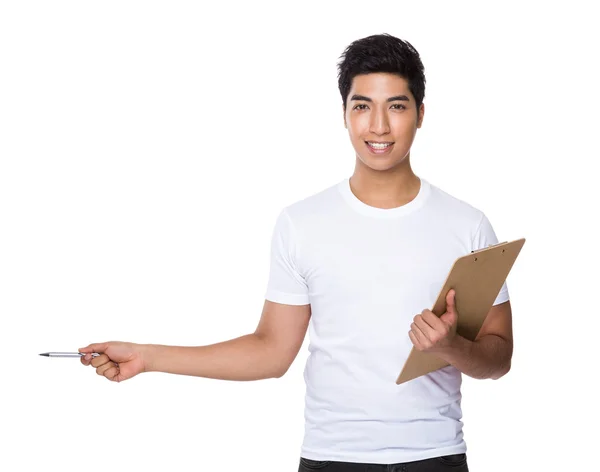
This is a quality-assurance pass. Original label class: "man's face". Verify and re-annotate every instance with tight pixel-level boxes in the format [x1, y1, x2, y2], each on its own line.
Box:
[343, 73, 424, 172]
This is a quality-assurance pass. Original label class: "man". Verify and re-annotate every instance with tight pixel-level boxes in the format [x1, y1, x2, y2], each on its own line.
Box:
[80, 33, 512, 472]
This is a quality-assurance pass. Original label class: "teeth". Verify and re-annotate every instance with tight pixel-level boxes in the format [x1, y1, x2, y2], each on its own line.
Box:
[368, 142, 392, 149]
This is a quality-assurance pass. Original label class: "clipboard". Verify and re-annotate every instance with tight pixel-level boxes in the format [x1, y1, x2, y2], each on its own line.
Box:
[396, 237, 526, 385]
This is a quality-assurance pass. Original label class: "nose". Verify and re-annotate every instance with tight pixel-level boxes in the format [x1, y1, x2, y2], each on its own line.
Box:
[369, 108, 391, 135]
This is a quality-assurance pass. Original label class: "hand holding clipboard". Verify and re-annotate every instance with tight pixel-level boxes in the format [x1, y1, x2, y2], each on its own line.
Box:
[396, 238, 526, 384]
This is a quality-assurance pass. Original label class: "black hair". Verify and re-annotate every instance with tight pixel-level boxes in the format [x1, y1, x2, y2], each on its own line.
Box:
[337, 33, 426, 117]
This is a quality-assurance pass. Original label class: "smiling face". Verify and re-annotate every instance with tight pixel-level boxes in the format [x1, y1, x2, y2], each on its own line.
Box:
[343, 73, 424, 172]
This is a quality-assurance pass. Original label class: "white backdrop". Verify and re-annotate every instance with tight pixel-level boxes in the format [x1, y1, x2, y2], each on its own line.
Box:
[1, 1, 598, 471]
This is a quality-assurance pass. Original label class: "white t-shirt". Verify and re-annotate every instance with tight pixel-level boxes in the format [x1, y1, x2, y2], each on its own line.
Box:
[264, 176, 509, 464]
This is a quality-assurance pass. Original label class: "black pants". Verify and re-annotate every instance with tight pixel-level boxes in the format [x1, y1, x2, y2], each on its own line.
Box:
[298, 453, 468, 472]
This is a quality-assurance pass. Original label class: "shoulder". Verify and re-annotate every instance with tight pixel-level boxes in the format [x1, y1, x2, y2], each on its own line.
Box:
[425, 178, 486, 228]
[279, 180, 345, 226]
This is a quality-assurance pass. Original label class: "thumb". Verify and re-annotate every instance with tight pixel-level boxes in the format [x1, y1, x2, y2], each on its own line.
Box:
[79, 342, 109, 354]
[445, 289, 456, 314]
[440, 289, 457, 325]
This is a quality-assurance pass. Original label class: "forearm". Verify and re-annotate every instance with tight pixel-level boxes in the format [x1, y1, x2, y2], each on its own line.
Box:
[434, 334, 512, 380]
[141, 333, 283, 381]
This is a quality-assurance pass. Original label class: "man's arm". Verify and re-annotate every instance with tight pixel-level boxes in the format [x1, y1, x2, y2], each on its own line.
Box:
[433, 300, 513, 380]
[142, 300, 311, 381]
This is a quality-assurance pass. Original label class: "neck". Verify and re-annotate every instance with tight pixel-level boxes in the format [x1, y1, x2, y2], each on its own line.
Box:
[349, 156, 420, 210]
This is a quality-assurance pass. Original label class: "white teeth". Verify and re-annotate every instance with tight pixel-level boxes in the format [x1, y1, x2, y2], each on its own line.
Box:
[368, 142, 392, 149]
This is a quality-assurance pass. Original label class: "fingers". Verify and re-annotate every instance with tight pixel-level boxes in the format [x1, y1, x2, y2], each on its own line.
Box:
[413, 313, 435, 341]
[96, 361, 120, 381]
[80, 352, 95, 366]
[91, 354, 111, 368]
[80, 353, 115, 370]
[82, 353, 120, 381]
[410, 320, 427, 346]
[79, 342, 109, 366]
[78, 342, 109, 356]
[79, 342, 123, 381]
[419, 311, 446, 334]
[408, 330, 420, 349]
[411, 310, 443, 350]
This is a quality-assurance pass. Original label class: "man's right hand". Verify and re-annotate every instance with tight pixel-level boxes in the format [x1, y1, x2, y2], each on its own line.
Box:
[79, 341, 147, 382]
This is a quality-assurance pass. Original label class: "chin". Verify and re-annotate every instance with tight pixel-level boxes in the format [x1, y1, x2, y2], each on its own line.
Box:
[358, 154, 407, 172]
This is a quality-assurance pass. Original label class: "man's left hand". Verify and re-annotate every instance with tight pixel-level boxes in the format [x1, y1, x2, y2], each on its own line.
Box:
[409, 289, 458, 353]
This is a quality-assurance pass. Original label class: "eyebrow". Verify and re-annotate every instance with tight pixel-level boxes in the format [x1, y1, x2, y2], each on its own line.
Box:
[350, 94, 410, 102]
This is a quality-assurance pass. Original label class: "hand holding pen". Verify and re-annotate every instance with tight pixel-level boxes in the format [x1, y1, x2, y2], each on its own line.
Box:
[40, 341, 149, 382]
[78, 341, 149, 382]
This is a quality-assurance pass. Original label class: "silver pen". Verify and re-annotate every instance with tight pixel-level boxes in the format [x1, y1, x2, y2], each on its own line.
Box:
[39, 352, 101, 358]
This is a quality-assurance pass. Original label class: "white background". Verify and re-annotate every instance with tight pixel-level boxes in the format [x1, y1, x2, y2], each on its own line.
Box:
[1, 1, 598, 471]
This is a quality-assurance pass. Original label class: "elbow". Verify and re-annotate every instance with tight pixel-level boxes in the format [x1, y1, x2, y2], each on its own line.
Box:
[273, 369, 286, 379]
[273, 364, 290, 379]
[491, 360, 511, 380]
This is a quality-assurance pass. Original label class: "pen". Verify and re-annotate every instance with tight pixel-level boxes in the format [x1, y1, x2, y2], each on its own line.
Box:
[39, 352, 101, 358]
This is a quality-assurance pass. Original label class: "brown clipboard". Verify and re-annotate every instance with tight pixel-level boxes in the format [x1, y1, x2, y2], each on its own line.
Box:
[396, 237, 526, 385]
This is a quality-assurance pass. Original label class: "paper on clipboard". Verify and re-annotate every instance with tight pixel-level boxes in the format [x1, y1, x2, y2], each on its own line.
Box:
[396, 237, 526, 385]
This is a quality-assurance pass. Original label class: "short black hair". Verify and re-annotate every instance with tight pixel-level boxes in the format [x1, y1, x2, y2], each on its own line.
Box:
[337, 33, 426, 116]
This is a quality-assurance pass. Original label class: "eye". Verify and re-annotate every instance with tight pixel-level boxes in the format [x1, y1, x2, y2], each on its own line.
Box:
[352, 104, 406, 110]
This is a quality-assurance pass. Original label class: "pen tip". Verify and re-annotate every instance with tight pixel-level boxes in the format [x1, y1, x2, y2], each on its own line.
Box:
[39, 353, 49, 357]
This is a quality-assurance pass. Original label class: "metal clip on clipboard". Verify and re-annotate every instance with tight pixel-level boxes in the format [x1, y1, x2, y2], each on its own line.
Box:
[471, 241, 508, 254]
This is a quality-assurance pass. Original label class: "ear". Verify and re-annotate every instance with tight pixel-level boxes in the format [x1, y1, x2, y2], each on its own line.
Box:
[417, 103, 425, 128]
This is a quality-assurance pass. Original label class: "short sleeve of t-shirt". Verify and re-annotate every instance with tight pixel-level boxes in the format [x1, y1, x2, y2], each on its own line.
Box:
[264, 209, 310, 305]
[472, 213, 510, 306]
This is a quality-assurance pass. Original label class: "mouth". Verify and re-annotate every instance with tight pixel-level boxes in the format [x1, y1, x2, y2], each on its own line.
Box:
[365, 140, 394, 154]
